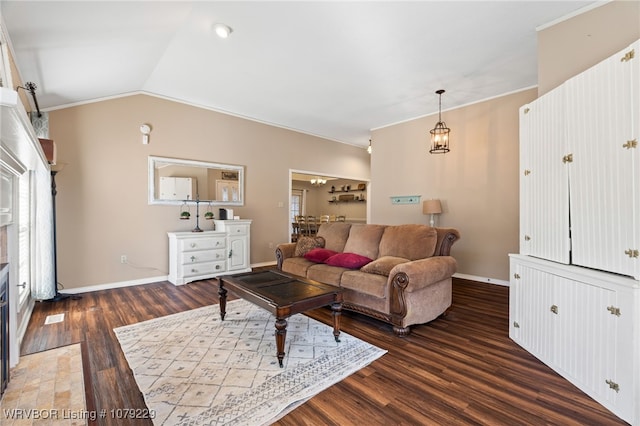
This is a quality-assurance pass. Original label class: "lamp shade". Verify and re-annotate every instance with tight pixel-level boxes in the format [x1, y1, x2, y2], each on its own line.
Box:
[423, 199, 442, 215]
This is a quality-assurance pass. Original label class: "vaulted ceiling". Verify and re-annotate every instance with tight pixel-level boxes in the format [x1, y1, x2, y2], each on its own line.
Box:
[1, 1, 597, 148]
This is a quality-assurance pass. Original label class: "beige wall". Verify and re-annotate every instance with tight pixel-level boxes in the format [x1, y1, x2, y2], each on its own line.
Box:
[49, 94, 370, 289]
[371, 89, 537, 282]
[538, 0, 640, 95]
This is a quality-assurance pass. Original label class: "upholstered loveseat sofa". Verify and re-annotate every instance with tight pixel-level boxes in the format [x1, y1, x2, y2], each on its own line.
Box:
[275, 223, 460, 336]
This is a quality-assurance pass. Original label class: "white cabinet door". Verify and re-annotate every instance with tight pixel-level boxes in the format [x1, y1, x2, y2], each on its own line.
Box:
[228, 236, 248, 271]
[509, 261, 555, 364]
[519, 89, 570, 263]
[565, 41, 639, 278]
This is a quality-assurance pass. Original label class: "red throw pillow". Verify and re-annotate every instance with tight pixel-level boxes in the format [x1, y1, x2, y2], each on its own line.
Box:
[304, 248, 338, 263]
[324, 252, 373, 269]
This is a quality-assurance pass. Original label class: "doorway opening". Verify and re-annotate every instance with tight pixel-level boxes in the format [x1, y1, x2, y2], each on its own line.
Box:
[289, 171, 369, 242]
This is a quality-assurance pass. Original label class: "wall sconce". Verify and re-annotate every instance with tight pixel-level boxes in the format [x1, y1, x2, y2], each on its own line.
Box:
[367, 139, 372, 154]
[140, 124, 152, 144]
[429, 89, 450, 154]
[423, 199, 442, 227]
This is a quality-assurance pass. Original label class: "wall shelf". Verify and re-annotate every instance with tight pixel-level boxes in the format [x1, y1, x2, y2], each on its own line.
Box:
[328, 199, 366, 203]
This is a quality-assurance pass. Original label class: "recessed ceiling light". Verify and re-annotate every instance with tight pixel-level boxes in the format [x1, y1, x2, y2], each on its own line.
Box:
[213, 23, 232, 39]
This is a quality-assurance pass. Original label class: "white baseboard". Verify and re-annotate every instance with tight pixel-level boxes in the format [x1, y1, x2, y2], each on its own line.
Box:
[58, 262, 280, 295]
[453, 273, 509, 287]
[59, 275, 169, 295]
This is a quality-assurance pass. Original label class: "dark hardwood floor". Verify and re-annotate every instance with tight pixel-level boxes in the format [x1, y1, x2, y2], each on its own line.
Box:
[20, 276, 628, 425]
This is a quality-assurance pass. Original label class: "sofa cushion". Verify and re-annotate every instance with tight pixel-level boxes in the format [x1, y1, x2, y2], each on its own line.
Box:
[378, 224, 437, 260]
[342, 224, 386, 259]
[316, 222, 352, 252]
[325, 252, 373, 269]
[281, 257, 315, 277]
[303, 248, 338, 263]
[294, 236, 325, 257]
[340, 271, 387, 298]
[307, 264, 346, 286]
[360, 256, 410, 276]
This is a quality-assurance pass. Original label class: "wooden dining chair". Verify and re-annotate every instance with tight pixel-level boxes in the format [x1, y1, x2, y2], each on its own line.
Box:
[295, 215, 308, 237]
[306, 215, 318, 235]
[320, 215, 330, 223]
[336, 215, 346, 222]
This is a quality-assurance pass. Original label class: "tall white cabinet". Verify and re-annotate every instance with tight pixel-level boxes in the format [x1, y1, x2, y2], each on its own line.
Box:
[168, 219, 251, 285]
[511, 40, 639, 425]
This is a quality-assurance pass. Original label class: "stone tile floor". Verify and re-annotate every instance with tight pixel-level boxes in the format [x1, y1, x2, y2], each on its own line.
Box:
[0, 344, 87, 425]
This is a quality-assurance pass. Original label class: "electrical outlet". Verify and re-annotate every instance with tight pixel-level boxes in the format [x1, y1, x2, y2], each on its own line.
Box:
[120, 255, 127, 264]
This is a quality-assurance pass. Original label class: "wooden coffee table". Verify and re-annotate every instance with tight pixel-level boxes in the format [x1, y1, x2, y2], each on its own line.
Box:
[218, 269, 343, 367]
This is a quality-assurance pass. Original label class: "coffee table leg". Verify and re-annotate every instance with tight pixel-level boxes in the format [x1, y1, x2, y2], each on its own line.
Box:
[332, 302, 342, 342]
[218, 281, 227, 321]
[275, 318, 287, 368]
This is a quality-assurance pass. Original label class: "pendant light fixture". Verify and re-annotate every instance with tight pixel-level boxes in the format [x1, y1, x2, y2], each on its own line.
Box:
[429, 89, 450, 154]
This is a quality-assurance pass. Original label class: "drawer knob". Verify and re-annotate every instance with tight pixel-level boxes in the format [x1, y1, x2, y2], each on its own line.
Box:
[190, 243, 196, 248]
[215, 265, 221, 270]
[191, 268, 198, 273]
[190, 256, 196, 262]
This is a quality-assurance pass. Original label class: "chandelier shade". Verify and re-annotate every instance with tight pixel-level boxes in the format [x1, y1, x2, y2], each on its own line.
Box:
[310, 177, 327, 186]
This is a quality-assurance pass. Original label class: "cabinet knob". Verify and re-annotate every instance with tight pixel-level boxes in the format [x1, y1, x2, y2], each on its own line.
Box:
[215, 265, 221, 270]
[190, 243, 196, 248]
[190, 256, 196, 262]
[550, 305, 558, 314]
[191, 268, 198, 273]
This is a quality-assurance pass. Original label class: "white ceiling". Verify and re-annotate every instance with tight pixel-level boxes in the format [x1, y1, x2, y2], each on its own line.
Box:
[1, 1, 598, 148]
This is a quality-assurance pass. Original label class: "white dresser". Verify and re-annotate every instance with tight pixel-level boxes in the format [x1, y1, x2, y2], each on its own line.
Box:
[168, 219, 252, 285]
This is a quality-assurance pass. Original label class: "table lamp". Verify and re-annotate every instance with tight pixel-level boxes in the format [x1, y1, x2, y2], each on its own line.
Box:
[423, 199, 442, 227]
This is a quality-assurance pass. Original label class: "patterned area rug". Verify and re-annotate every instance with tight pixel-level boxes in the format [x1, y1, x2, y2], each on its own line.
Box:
[114, 299, 387, 425]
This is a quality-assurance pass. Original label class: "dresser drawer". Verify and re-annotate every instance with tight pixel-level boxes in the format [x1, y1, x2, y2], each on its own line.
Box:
[183, 261, 226, 277]
[226, 224, 248, 236]
[180, 236, 225, 252]
[180, 249, 226, 265]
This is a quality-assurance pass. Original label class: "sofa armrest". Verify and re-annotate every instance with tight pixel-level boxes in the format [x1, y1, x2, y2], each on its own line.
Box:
[275, 243, 297, 269]
[434, 228, 460, 256]
[390, 256, 457, 293]
[386, 256, 457, 327]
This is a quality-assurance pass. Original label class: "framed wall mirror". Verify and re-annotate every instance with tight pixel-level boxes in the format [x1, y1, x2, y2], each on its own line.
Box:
[148, 156, 244, 206]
